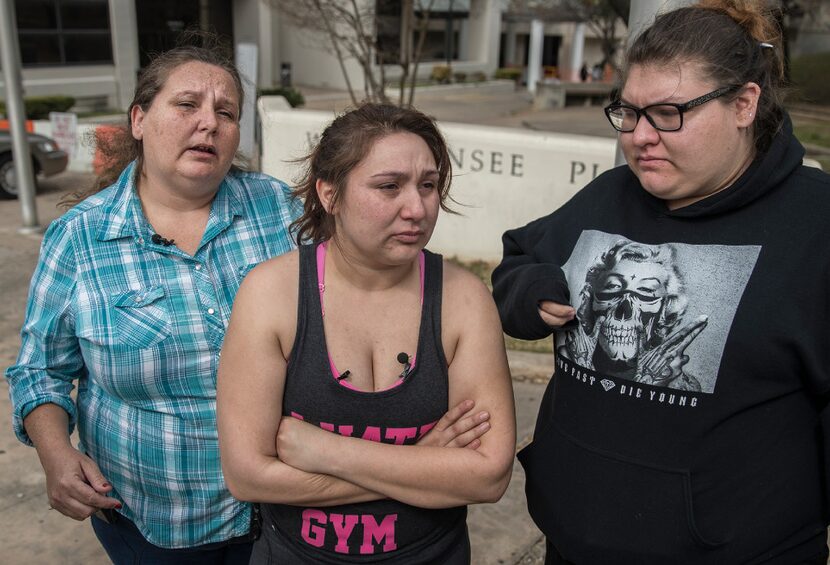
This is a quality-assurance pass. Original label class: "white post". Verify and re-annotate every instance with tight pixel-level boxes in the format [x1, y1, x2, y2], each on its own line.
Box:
[628, 0, 691, 41]
[108, 0, 140, 110]
[235, 43, 258, 161]
[527, 19, 544, 94]
[0, 0, 39, 231]
[569, 22, 586, 81]
[458, 19, 469, 61]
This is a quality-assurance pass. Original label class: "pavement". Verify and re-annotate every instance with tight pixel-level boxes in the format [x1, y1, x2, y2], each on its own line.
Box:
[0, 85, 619, 564]
[300, 81, 619, 139]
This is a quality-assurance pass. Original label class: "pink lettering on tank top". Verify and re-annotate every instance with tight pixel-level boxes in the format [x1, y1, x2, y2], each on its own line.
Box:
[300, 509, 398, 555]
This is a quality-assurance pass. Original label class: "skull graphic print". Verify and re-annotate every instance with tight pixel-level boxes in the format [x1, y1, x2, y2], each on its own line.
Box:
[561, 240, 707, 391]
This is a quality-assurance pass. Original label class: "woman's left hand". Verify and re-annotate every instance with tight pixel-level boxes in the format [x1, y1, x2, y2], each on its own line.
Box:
[416, 399, 490, 449]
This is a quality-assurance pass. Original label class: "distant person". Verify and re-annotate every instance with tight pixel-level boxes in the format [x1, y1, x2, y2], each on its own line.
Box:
[591, 63, 603, 82]
[579, 63, 589, 82]
[492, 0, 830, 563]
[4, 43, 301, 563]
[217, 103, 516, 563]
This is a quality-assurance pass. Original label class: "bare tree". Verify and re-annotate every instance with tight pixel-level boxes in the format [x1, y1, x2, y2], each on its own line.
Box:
[399, 0, 437, 106]
[263, 0, 436, 106]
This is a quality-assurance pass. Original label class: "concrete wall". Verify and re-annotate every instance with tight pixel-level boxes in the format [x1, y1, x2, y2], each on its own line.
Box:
[466, 0, 502, 75]
[270, 0, 504, 92]
[5, 66, 118, 106]
[258, 97, 617, 261]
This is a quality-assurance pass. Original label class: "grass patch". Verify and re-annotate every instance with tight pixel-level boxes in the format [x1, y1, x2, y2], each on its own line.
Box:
[790, 52, 830, 105]
[447, 256, 553, 353]
[793, 124, 830, 148]
[505, 335, 553, 354]
[814, 156, 830, 171]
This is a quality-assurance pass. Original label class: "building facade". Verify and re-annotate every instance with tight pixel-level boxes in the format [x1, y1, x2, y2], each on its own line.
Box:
[5, 0, 820, 113]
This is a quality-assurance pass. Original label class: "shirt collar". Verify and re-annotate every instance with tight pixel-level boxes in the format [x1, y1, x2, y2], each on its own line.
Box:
[95, 162, 246, 243]
[96, 161, 141, 242]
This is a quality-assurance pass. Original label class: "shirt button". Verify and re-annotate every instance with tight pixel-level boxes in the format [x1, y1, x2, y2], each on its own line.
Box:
[134, 296, 142, 303]
[195, 264, 202, 271]
[207, 308, 215, 315]
[137, 237, 144, 245]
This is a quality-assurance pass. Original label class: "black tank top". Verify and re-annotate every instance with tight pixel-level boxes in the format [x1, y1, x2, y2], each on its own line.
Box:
[256, 243, 468, 564]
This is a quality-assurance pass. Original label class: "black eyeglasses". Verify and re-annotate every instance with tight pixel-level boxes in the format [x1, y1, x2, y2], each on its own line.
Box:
[604, 85, 741, 133]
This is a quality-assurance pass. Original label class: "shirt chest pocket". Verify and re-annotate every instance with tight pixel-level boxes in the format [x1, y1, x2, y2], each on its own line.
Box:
[110, 285, 171, 349]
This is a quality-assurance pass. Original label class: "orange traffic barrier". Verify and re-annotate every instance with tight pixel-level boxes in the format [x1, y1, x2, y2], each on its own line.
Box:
[0, 119, 34, 132]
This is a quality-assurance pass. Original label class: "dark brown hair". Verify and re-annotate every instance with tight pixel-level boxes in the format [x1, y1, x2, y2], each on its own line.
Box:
[61, 42, 244, 208]
[622, 0, 785, 153]
[291, 103, 454, 244]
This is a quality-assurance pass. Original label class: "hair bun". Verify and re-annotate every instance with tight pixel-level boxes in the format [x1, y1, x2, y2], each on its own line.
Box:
[695, 0, 781, 45]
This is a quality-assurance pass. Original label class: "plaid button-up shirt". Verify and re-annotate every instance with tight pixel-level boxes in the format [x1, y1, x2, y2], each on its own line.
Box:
[6, 162, 300, 548]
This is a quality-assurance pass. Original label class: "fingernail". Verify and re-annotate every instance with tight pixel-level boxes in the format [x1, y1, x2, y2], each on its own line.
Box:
[114, 502, 122, 509]
[102, 483, 111, 488]
[478, 412, 489, 421]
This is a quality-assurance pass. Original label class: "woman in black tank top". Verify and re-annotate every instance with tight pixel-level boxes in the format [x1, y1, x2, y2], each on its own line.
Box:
[217, 104, 516, 564]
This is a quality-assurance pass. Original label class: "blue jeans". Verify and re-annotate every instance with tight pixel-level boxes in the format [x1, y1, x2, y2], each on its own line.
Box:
[91, 510, 253, 565]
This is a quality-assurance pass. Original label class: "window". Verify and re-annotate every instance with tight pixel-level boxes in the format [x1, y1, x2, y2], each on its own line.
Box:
[135, 0, 234, 68]
[16, 0, 113, 66]
[374, 0, 467, 65]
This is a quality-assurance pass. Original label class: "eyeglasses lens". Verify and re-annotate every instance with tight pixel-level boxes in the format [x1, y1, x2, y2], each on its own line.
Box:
[608, 105, 682, 132]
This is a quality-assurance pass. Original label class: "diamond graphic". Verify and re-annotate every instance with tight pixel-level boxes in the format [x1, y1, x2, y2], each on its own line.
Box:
[600, 379, 615, 392]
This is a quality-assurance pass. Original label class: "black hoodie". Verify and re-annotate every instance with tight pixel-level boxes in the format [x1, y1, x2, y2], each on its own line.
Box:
[493, 118, 830, 564]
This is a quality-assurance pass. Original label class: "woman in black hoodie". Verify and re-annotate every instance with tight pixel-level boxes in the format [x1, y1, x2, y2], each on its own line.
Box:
[493, 1, 830, 563]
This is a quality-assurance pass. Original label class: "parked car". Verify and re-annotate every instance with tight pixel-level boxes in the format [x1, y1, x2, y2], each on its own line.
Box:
[0, 131, 69, 199]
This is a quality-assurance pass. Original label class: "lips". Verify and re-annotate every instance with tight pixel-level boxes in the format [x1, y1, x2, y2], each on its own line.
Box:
[188, 144, 217, 156]
[636, 155, 668, 169]
[393, 230, 424, 243]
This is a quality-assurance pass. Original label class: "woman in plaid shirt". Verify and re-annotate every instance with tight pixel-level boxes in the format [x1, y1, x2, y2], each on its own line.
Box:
[5, 43, 300, 563]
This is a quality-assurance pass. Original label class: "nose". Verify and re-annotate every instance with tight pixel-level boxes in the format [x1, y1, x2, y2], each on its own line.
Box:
[197, 104, 218, 133]
[400, 185, 426, 221]
[629, 112, 660, 146]
[614, 293, 634, 321]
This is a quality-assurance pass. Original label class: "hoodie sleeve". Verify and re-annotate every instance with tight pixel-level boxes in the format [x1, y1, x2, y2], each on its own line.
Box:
[491, 220, 572, 341]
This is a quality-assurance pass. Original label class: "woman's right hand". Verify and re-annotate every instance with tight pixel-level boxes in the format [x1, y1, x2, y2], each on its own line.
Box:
[538, 300, 575, 328]
[39, 445, 121, 521]
[417, 399, 491, 449]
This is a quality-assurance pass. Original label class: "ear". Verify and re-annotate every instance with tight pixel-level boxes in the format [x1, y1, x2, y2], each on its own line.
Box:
[734, 82, 761, 128]
[316, 179, 336, 214]
[130, 105, 146, 141]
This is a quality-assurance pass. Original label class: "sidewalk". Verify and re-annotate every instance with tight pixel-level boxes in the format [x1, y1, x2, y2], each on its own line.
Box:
[300, 81, 618, 139]
[0, 85, 594, 563]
